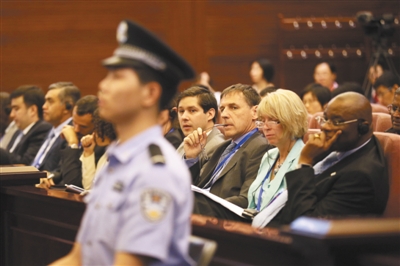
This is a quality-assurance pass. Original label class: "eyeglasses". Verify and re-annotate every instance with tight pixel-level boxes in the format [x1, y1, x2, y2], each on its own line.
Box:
[315, 116, 359, 127]
[388, 104, 399, 114]
[255, 120, 280, 129]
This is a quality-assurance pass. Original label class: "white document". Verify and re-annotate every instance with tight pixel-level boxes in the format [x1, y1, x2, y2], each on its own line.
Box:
[251, 190, 288, 228]
[191, 185, 245, 217]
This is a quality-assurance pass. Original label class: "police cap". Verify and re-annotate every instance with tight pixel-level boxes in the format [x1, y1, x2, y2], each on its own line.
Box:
[102, 20, 195, 86]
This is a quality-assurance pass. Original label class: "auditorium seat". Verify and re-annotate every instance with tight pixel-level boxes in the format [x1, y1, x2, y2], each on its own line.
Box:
[371, 103, 389, 114]
[372, 113, 392, 132]
[189, 235, 217, 266]
[374, 132, 400, 218]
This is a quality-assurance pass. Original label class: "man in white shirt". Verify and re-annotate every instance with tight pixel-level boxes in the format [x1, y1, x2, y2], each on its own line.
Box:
[31, 82, 80, 172]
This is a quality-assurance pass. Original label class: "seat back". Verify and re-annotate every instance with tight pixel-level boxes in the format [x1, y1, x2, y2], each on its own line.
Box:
[371, 103, 389, 114]
[189, 235, 218, 266]
[372, 113, 392, 132]
[374, 132, 400, 218]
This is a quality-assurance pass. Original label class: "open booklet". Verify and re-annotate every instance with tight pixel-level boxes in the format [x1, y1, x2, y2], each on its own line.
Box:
[191, 185, 288, 228]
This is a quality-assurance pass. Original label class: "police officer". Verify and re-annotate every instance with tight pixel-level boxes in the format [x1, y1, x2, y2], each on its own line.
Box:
[51, 20, 195, 266]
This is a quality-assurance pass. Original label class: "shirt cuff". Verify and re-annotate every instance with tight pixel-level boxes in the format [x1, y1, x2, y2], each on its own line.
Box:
[184, 157, 199, 168]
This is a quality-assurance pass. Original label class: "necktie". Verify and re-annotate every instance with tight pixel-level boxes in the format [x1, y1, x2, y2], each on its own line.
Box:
[203, 141, 237, 188]
[31, 131, 55, 168]
[313, 151, 339, 175]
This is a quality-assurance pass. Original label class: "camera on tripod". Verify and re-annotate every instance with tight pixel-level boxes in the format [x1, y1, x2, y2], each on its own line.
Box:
[356, 11, 395, 39]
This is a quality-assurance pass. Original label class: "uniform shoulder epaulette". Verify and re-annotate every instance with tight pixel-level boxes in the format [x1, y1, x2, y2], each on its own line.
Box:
[148, 144, 165, 165]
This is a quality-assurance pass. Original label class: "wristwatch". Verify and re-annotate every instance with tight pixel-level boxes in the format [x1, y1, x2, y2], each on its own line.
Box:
[70, 143, 79, 149]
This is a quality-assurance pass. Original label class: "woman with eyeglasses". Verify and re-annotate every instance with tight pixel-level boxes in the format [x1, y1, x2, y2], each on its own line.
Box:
[247, 89, 308, 227]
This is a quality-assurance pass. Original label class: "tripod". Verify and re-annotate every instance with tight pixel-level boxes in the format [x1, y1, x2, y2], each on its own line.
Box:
[362, 37, 399, 101]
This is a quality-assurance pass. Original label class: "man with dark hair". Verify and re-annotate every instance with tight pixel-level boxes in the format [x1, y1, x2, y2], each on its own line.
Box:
[51, 20, 194, 265]
[374, 71, 400, 107]
[386, 87, 400, 134]
[37, 95, 100, 188]
[184, 83, 271, 219]
[31, 82, 80, 172]
[1, 85, 51, 164]
[314, 62, 338, 91]
[176, 85, 224, 161]
[269, 92, 389, 226]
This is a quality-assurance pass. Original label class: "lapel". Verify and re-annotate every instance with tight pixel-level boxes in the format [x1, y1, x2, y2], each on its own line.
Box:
[198, 140, 231, 187]
[261, 139, 304, 209]
[6, 130, 21, 151]
[212, 131, 259, 184]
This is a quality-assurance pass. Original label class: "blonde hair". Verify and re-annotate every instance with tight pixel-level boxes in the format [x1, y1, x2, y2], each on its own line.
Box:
[257, 89, 308, 139]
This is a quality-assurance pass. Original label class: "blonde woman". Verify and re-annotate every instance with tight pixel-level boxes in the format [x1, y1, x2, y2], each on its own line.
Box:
[248, 89, 308, 227]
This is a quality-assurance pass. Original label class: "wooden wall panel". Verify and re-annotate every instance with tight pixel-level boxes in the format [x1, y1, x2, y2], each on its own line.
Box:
[1, 0, 398, 96]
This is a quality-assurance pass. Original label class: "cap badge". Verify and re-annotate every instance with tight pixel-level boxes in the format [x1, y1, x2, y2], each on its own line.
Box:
[117, 21, 128, 44]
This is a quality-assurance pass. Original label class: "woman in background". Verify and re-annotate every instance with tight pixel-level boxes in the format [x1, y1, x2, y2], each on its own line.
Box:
[80, 109, 116, 190]
[300, 83, 331, 115]
[249, 58, 275, 93]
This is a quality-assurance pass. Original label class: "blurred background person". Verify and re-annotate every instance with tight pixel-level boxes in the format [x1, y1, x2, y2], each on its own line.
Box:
[248, 89, 308, 227]
[374, 71, 399, 107]
[313, 62, 338, 91]
[158, 96, 184, 149]
[0, 92, 18, 149]
[300, 83, 331, 115]
[80, 109, 117, 190]
[259, 86, 278, 99]
[249, 58, 275, 93]
[368, 64, 384, 103]
[386, 87, 400, 135]
[331, 82, 364, 98]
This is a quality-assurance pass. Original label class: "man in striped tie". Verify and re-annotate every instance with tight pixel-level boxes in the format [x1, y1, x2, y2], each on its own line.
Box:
[184, 84, 272, 220]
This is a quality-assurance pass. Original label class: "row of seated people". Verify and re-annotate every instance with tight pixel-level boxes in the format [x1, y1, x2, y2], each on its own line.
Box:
[165, 84, 400, 227]
[1, 81, 399, 228]
[0, 83, 115, 190]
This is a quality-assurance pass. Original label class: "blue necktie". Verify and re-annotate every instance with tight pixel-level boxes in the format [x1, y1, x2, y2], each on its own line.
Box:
[31, 131, 55, 168]
[314, 151, 339, 175]
[203, 141, 237, 188]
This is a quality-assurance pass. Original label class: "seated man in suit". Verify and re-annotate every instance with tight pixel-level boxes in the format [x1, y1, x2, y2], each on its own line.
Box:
[184, 84, 271, 219]
[1, 85, 51, 164]
[31, 82, 80, 172]
[269, 92, 389, 226]
[386, 87, 400, 135]
[176, 85, 224, 163]
[37, 95, 101, 188]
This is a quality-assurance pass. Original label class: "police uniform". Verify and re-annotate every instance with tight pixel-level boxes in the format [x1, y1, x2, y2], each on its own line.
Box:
[75, 20, 195, 265]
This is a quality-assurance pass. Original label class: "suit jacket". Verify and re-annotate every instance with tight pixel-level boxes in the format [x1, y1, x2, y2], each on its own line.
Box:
[176, 127, 225, 159]
[164, 128, 184, 149]
[5, 120, 52, 165]
[271, 136, 389, 226]
[190, 130, 272, 208]
[37, 120, 73, 172]
[53, 144, 106, 188]
[248, 138, 304, 211]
